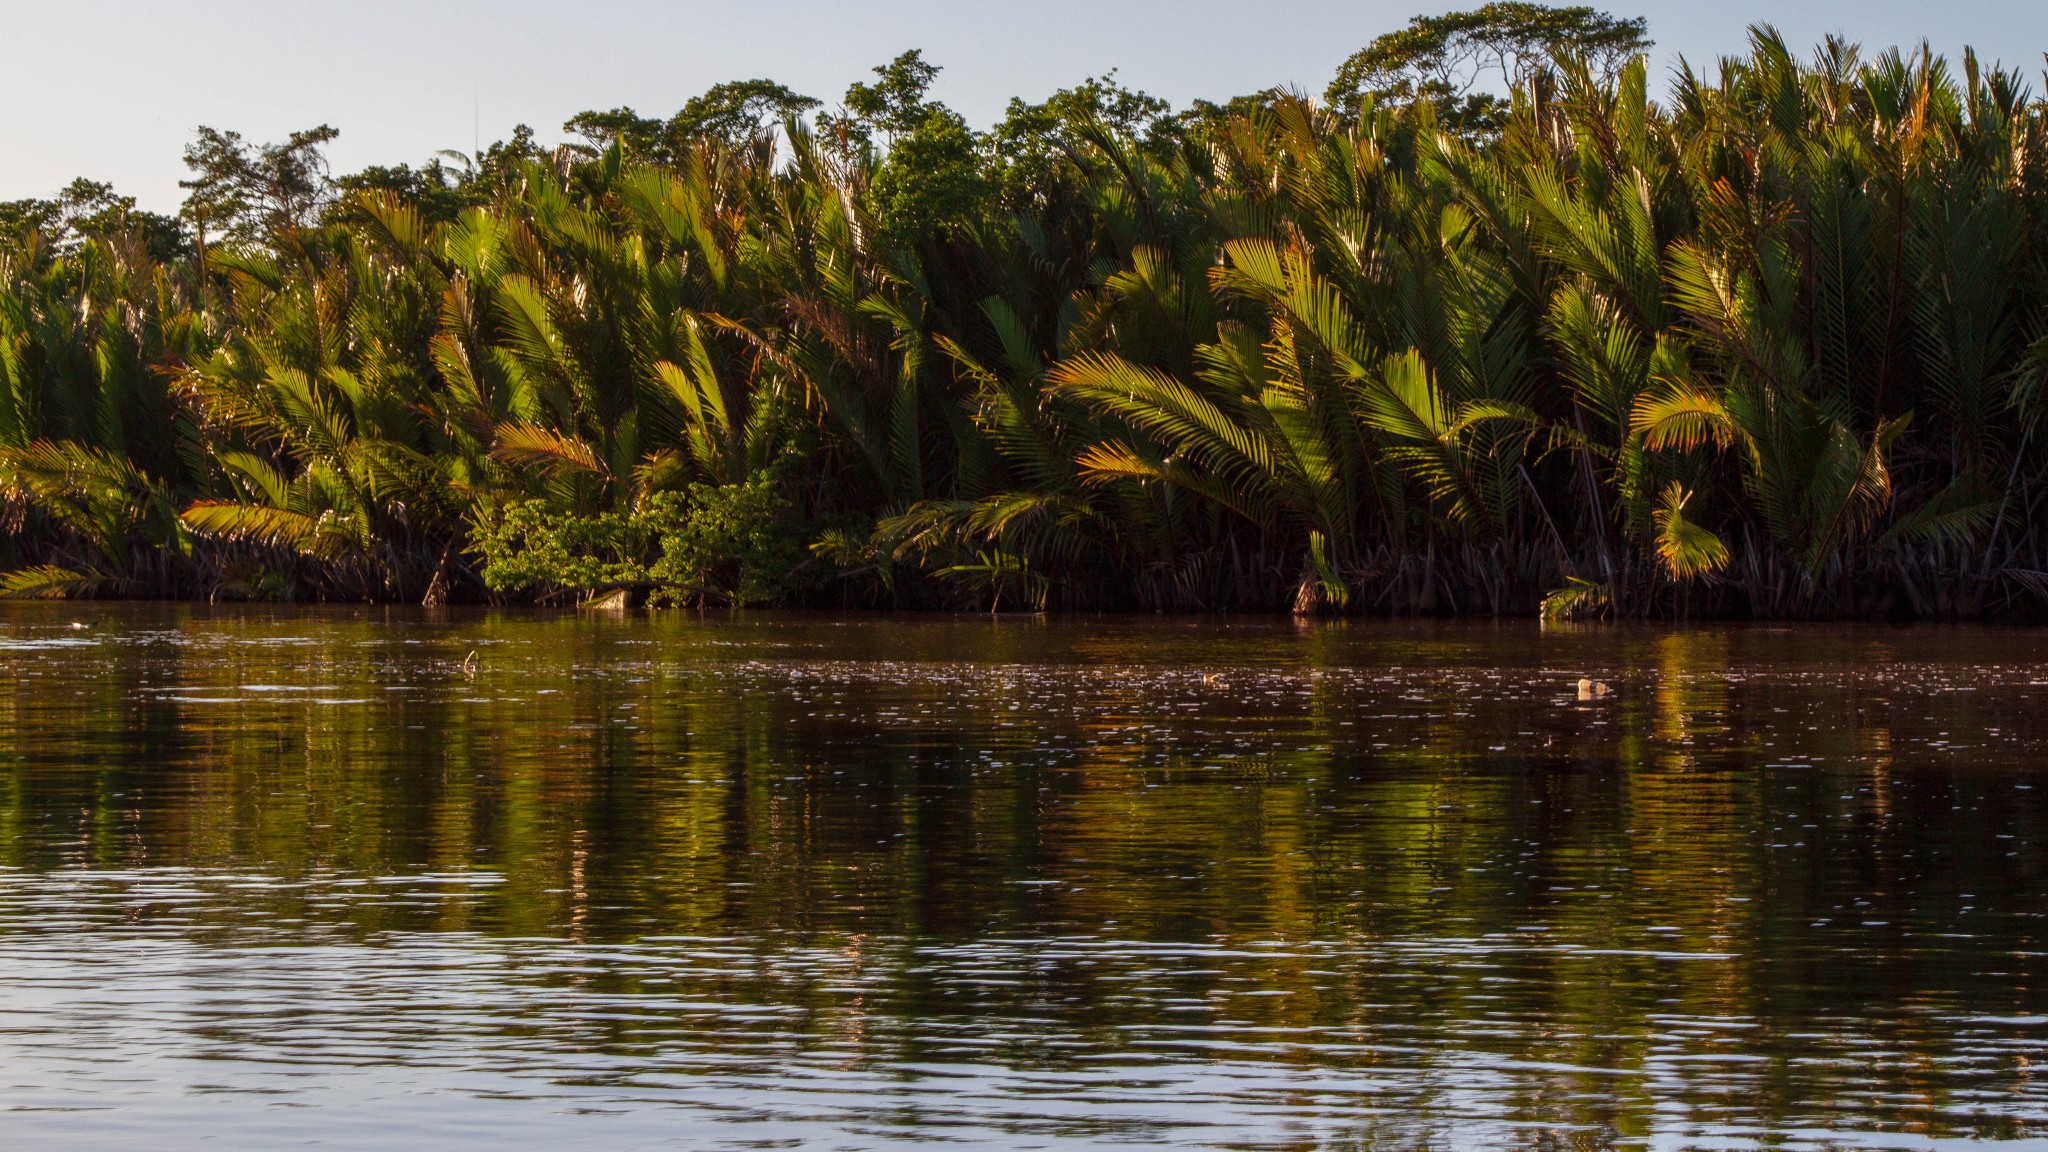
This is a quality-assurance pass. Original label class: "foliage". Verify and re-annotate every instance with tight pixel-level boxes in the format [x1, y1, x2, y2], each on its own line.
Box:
[841, 49, 945, 138]
[6, 21, 2048, 621]
[866, 109, 991, 243]
[470, 500, 646, 598]
[671, 81, 822, 148]
[0, 179, 187, 262]
[1327, 3, 1650, 129]
[473, 475, 807, 606]
[565, 82, 822, 160]
[332, 160, 482, 226]
[180, 125, 342, 246]
[646, 475, 812, 605]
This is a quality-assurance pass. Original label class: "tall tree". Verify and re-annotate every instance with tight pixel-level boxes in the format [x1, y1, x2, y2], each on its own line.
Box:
[1326, 4, 1650, 129]
[180, 125, 341, 248]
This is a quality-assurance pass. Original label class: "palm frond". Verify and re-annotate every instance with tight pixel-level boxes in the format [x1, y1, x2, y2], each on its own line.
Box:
[489, 421, 606, 477]
[1651, 483, 1730, 580]
[0, 564, 99, 599]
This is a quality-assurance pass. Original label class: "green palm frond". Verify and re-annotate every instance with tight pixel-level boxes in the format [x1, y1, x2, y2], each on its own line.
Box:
[216, 450, 293, 509]
[1651, 483, 1730, 580]
[181, 500, 324, 549]
[0, 564, 99, 599]
[489, 421, 606, 477]
[1877, 475, 1998, 551]
[934, 550, 1050, 612]
[1631, 382, 1738, 452]
[1053, 352, 1282, 508]
[1541, 577, 1615, 622]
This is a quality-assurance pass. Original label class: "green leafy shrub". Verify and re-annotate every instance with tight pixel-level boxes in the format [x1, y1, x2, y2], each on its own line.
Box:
[644, 475, 810, 606]
[470, 501, 646, 599]
[471, 474, 809, 606]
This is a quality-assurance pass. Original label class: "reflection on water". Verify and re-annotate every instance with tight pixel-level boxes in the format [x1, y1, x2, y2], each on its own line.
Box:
[0, 605, 2044, 1149]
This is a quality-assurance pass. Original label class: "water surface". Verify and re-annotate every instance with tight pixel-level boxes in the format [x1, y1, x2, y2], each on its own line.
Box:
[0, 606, 2044, 1149]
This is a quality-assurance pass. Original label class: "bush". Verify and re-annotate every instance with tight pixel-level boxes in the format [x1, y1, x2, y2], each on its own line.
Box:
[645, 475, 810, 606]
[471, 474, 809, 606]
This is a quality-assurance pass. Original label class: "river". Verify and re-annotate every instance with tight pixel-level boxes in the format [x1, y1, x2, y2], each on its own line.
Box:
[0, 606, 2042, 1149]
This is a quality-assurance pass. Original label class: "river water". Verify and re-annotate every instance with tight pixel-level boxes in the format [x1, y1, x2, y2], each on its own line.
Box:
[0, 606, 2043, 1149]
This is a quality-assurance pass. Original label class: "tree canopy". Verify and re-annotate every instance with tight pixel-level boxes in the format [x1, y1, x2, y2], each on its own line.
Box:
[180, 125, 341, 246]
[1326, 3, 1651, 127]
[0, 178, 185, 261]
[563, 80, 821, 161]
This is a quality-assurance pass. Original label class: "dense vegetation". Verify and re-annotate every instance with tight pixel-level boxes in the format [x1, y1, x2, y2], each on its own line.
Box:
[5, 10, 2048, 618]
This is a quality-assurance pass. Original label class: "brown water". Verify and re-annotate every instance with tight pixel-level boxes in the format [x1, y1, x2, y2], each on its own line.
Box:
[0, 605, 2043, 1150]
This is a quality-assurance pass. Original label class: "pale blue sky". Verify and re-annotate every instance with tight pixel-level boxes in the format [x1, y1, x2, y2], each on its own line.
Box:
[4, 0, 2046, 211]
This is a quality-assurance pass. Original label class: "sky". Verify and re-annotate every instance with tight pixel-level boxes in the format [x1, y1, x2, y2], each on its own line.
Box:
[4, 0, 2047, 212]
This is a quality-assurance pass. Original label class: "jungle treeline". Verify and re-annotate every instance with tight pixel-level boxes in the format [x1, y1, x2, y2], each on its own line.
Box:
[5, 10, 2048, 619]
